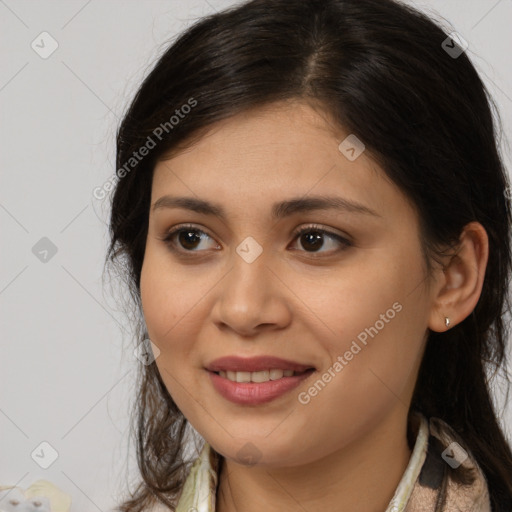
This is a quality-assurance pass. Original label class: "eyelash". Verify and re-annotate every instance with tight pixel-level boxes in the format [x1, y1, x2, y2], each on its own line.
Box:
[160, 223, 352, 258]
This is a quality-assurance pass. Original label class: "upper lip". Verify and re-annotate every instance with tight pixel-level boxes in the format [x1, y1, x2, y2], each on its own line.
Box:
[205, 356, 315, 373]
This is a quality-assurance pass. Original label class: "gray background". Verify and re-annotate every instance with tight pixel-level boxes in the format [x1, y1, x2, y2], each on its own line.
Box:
[1, 0, 511, 510]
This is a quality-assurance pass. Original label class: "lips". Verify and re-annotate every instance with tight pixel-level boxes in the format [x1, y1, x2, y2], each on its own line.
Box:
[205, 355, 315, 373]
[205, 356, 316, 405]
[208, 368, 316, 405]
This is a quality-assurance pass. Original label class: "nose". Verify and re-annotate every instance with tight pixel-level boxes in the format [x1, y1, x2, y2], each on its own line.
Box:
[210, 251, 292, 337]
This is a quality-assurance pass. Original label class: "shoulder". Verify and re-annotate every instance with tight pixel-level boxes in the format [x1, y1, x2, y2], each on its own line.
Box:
[406, 414, 492, 512]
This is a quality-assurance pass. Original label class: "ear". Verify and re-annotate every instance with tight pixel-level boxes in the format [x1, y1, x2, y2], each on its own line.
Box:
[428, 221, 489, 332]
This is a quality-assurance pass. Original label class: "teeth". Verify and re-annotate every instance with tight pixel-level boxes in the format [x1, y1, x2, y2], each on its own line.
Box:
[270, 369, 284, 380]
[236, 371, 251, 383]
[218, 369, 301, 383]
[251, 370, 270, 383]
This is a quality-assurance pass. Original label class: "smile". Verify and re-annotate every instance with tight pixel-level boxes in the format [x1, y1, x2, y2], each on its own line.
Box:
[215, 368, 310, 383]
[207, 368, 316, 405]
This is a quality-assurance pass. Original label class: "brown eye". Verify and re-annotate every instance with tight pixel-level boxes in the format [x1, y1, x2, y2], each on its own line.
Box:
[298, 231, 324, 251]
[176, 229, 203, 250]
[162, 224, 220, 253]
[290, 225, 352, 255]
[160, 223, 352, 258]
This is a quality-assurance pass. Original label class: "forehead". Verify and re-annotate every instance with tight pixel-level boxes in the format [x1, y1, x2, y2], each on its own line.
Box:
[159, 101, 348, 169]
[150, 101, 406, 221]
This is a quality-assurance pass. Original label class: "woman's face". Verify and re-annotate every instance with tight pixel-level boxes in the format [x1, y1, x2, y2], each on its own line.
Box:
[140, 100, 435, 467]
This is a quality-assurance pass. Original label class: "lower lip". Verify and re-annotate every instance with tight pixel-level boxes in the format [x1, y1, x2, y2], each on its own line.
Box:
[207, 369, 315, 405]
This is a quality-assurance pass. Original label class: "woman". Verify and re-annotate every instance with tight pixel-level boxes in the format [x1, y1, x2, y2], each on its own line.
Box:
[107, 0, 512, 510]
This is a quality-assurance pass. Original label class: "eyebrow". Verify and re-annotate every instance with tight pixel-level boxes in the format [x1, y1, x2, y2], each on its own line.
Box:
[152, 194, 381, 219]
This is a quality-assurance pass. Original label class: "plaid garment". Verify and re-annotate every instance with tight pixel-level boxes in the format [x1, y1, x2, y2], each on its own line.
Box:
[149, 411, 491, 512]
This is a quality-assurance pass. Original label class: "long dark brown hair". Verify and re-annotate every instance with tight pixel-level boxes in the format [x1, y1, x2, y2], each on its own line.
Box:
[106, 0, 512, 510]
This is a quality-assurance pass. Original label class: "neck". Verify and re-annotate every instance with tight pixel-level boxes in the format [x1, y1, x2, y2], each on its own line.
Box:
[216, 407, 415, 512]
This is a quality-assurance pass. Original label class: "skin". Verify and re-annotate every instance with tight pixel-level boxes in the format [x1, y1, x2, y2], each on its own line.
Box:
[140, 100, 488, 512]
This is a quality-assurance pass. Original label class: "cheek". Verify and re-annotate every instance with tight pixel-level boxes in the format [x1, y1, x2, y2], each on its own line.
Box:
[292, 281, 426, 460]
[139, 247, 217, 398]
[295, 247, 428, 396]
[140, 260, 174, 339]
[140, 248, 200, 341]
[294, 255, 420, 345]
[140, 253, 203, 410]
